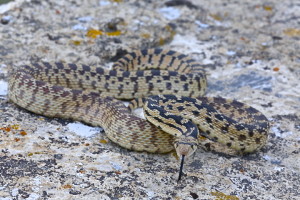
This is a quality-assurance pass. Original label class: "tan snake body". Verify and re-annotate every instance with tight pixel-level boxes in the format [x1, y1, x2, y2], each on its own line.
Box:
[8, 48, 269, 162]
[9, 49, 208, 154]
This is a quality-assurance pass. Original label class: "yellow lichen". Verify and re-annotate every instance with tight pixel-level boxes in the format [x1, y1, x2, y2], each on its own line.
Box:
[100, 139, 108, 144]
[106, 30, 122, 36]
[141, 33, 150, 38]
[159, 37, 166, 46]
[28, 152, 44, 156]
[86, 29, 104, 38]
[11, 124, 20, 130]
[71, 40, 82, 45]
[263, 5, 273, 11]
[283, 28, 300, 37]
[211, 191, 239, 200]
[1, 124, 24, 134]
[86, 29, 122, 38]
[209, 14, 222, 21]
[62, 184, 72, 189]
[199, 135, 207, 140]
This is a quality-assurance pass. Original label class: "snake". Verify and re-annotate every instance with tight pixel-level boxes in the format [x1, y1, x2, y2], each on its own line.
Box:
[8, 48, 270, 180]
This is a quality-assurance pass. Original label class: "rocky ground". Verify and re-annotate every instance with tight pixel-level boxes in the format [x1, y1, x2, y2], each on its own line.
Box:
[0, 0, 299, 199]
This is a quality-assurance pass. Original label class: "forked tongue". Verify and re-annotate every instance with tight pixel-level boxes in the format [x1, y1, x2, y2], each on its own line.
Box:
[177, 155, 185, 182]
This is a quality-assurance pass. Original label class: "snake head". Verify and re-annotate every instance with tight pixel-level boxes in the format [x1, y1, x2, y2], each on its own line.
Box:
[174, 136, 198, 157]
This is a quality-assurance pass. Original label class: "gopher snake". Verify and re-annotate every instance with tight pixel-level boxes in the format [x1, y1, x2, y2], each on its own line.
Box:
[8, 48, 269, 180]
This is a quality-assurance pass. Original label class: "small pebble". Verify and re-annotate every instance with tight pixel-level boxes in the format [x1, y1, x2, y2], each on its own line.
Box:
[1, 15, 12, 25]
[69, 189, 81, 195]
[158, 7, 181, 20]
[54, 154, 63, 159]
[77, 16, 93, 22]
[72, 24, 87, 31]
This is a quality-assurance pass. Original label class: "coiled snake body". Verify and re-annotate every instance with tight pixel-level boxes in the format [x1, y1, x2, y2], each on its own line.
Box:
[8, 48, 269, 180]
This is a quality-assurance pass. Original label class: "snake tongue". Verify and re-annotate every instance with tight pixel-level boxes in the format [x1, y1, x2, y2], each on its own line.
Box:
[177, 155, 185, 182]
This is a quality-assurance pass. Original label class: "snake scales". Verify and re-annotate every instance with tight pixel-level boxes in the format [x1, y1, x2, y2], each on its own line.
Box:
[8, 48, 269, 178]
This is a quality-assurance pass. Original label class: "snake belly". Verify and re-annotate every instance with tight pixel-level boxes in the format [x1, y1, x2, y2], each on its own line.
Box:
[8, 48, 207, 153]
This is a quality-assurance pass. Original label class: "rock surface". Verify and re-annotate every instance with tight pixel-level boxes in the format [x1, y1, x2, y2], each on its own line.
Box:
[0, 0, 299, 199]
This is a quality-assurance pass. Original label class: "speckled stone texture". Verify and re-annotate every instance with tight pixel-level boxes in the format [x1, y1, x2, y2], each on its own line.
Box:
[0, 0, 299, 199]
